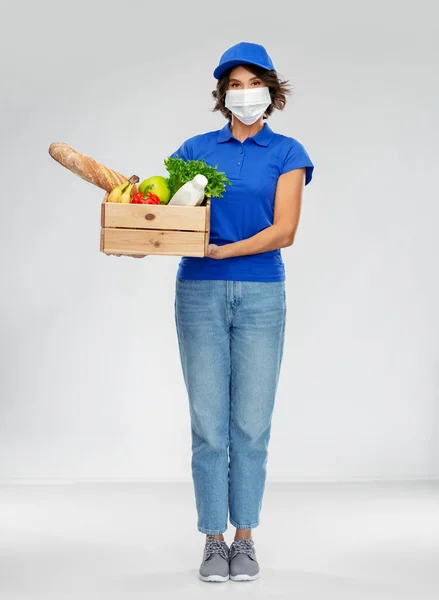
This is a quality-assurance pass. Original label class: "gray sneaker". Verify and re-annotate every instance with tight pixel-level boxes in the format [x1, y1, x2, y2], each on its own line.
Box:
[198, 535, 230, 582]
[229, 538, 260, 581]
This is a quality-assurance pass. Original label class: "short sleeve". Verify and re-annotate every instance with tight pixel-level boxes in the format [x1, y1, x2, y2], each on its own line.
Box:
[280, 139, 314, 185]
[169, 137, 193, 161]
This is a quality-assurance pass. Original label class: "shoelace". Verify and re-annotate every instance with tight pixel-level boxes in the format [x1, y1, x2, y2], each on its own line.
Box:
[203, 537, 229, 562]
[229, 539, 256, 560]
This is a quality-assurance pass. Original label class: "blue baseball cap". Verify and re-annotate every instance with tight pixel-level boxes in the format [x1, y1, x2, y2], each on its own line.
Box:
[213, 42, 276, 80]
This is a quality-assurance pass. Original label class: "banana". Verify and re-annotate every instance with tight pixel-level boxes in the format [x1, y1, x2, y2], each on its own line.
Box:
[107, 175, 140, 203]
[119, 183, 134, 203]
[107, 181, 129, 203]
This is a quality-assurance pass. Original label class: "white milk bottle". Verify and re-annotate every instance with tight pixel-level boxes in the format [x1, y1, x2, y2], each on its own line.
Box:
[168, 174, 208, 206]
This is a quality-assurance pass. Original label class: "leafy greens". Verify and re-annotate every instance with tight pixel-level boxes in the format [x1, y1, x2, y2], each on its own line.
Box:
[164, 155, 232, 202]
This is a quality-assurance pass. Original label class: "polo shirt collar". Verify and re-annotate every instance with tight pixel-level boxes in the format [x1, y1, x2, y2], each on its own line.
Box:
[217, 120, 274, 146]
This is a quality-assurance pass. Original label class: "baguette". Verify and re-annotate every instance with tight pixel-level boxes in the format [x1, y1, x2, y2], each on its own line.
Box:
[48, 142, 138, 194]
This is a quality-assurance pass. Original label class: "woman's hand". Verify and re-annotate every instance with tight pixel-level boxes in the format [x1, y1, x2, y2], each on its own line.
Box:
[206, 244, 223, 259]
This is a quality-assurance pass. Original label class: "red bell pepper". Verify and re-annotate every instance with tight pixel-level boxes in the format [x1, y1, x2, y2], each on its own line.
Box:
[131, 191, 161, 205]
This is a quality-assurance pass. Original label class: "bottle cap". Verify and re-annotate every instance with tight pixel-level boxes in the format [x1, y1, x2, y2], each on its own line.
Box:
[193, 174, 208, 189]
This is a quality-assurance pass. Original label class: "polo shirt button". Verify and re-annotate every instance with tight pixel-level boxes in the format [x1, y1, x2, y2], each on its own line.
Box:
[237, 161, 241, 165]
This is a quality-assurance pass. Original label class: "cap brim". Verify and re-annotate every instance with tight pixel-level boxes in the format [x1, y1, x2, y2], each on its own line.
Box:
[213, 59, 274, 79]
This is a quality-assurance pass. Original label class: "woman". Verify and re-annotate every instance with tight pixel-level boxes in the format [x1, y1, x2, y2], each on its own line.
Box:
[170, 42, 314, 582]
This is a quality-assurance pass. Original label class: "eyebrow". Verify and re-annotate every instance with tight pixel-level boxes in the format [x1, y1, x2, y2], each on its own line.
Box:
[229, 76, 261, 82]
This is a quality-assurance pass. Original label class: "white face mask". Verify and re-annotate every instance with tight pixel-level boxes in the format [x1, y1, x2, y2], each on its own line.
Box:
[225, 86, 271, 125]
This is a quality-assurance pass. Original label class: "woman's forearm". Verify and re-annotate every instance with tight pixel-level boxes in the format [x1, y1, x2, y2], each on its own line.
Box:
[218, 224, 293, 259]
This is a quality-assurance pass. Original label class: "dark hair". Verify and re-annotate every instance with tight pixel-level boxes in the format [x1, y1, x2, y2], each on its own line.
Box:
[211, 64, 293, 121]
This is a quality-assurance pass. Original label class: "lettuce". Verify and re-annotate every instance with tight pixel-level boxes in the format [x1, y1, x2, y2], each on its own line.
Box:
[164, 155, 232, 203]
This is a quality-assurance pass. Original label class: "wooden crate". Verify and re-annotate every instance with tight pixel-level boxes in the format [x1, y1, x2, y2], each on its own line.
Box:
[100, 193, 211, 257]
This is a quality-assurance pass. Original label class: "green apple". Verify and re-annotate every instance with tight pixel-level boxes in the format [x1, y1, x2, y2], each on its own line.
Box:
[138, 176, 171, 204]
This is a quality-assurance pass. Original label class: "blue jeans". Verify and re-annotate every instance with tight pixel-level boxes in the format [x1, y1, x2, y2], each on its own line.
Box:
[174, 279, 286, 534]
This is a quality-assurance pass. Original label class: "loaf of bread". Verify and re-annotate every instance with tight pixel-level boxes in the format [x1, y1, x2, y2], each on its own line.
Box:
[48, 142, 138, 194]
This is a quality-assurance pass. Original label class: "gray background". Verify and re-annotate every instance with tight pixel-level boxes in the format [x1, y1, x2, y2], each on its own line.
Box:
[1, 0, 438, 482]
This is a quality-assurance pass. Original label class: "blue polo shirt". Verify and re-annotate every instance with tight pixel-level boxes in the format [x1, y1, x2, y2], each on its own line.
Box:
[169, 120, 314, 281]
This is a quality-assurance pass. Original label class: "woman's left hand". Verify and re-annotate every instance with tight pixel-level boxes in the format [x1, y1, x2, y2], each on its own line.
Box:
[206, 244, 223, 259]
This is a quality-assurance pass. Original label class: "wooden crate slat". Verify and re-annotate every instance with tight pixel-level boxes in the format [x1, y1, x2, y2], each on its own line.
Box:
[102, 195, 206, 231]
[103, 228, 206, 257]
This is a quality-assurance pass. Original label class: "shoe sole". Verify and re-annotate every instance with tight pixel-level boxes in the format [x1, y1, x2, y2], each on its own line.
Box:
[230, 572, 260, 581]
[199, 573, 230, 582]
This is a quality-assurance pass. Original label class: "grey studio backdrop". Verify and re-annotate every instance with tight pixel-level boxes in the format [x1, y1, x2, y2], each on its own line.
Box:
[1, 0, 438, 482]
